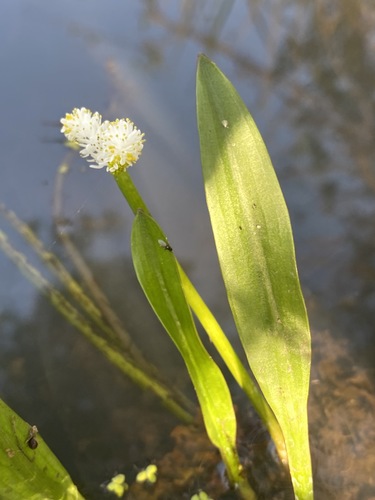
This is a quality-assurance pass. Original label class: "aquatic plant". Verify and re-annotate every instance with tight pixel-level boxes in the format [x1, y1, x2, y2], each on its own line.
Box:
[61, 55, 312, 498]
[0, 55, 312, 499]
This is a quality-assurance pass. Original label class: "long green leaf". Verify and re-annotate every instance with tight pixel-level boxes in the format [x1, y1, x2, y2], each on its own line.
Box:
[196, 55, 312, 499]
[115, 171, 287, 463]
[0, 398, 84, 499]
[131, 211, 255, 497]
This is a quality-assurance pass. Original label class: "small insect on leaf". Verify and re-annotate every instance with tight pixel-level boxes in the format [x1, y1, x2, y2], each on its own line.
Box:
[158, 239, 173, 252]
[26, 425, 39, 449]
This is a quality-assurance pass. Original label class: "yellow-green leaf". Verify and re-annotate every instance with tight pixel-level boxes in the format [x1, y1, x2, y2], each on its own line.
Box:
[0, 398, 84, 500]
[196, 54, 312, 499]
[131, 211, 252, 495]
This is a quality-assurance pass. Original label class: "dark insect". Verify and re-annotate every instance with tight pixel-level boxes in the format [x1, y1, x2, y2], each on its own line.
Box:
[26, 425, 39, 449]
[158, 239, 173, 252]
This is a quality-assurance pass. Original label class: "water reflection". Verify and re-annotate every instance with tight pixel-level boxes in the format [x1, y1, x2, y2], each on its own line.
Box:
[1, 0, 375, 498]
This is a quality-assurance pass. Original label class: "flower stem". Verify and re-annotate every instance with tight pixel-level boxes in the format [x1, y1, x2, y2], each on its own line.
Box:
[115, 170, 151, 216]
[114, 170, 287, 464]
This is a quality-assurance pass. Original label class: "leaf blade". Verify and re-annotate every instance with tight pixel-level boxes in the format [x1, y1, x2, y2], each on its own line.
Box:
[131, 211, 251, 492]
[0, 398, 84, 500]
[196, 54, 312, 498]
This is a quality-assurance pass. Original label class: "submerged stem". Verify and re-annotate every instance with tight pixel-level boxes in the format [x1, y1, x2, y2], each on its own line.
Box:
[0, 228, 194, 424]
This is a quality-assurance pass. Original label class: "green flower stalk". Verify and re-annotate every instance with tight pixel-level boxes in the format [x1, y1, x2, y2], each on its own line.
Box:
[60, 108, 258, 498]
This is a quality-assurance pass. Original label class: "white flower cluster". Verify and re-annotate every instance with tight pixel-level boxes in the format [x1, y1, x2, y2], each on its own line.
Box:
[60, 107, 145, 174]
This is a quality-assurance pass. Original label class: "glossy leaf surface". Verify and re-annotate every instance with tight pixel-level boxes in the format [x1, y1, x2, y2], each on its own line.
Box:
[131, 211, 246, 488]
[196, 54, 312, 498]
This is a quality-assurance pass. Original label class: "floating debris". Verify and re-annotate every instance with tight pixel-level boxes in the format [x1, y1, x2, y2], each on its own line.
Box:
[136, 464, 158, 484]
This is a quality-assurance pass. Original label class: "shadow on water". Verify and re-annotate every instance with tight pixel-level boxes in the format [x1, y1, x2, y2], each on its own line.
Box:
[1, 1, 375, 498]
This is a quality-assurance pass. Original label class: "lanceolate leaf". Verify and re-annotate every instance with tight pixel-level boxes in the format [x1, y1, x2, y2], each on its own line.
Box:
[196, 55, 312, 498]
[131, 211, 252, 495]
[0, 398, 83, 500]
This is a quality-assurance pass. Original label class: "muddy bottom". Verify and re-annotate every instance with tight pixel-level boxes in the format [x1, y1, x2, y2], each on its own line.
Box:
[4, 270, 374, 499]
[125, 329, 375, 500]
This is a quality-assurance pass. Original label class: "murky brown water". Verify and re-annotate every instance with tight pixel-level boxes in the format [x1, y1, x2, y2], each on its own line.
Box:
[1, 1, 374, 498]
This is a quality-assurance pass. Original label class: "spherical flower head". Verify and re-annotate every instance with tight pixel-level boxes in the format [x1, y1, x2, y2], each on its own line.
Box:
[60, 107, 102, 155]
[89, 118, 145, 174]
[60, 109, 145, 175]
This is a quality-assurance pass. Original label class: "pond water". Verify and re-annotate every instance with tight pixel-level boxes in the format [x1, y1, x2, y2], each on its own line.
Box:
[0, 1, 374, 498]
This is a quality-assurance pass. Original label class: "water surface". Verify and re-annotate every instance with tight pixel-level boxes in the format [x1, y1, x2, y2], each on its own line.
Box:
[1, 1, 374, 498]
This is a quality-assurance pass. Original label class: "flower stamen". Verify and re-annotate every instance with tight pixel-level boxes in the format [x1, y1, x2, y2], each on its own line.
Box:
[60, 108, 145, 174]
